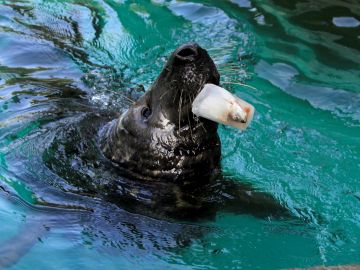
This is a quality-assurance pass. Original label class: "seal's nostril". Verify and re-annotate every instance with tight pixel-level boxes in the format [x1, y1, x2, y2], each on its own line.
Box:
[175, 44, 199, 62]
[177, 47, 197, 58]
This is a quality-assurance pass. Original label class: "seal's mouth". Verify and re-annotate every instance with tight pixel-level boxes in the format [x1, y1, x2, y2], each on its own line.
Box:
[175, 76, 220, 128]
[171, 44, 254, 132]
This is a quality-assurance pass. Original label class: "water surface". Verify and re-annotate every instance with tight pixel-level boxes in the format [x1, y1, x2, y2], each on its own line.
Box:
[0, 0, 359, 269]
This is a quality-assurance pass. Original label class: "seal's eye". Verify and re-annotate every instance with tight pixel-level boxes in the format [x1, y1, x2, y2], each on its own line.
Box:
[141, 107, 152, 119]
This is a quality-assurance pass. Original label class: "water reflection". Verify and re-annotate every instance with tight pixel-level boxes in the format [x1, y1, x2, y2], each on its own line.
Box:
[0, 0, 359, 269]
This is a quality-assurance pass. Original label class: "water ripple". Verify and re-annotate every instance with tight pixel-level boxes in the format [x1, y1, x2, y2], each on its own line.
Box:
[0, 0, 359, 268]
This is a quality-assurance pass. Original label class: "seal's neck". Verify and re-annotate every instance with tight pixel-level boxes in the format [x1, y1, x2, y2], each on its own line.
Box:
[99, 117, 221, 182]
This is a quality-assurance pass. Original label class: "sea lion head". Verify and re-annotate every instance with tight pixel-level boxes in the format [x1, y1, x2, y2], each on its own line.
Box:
[101, 43, 221, 182]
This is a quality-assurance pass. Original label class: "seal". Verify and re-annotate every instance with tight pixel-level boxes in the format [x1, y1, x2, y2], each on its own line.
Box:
[41, 43, 289, 221]
[100, 43, 221, 182]
[92, 43, 289, 219]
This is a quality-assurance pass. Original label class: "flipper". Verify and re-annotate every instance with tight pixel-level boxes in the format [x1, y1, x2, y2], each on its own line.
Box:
[209, 177, 293, 219]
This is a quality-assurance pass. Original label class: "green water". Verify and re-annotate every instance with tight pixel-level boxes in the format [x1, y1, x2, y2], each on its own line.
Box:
[0, 0, 359, 269]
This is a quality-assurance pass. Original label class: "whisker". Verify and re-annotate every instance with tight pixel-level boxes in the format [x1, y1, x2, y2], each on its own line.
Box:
[159, 90, 168, 101]
[186, 92, 194, 142]
[193, 78, 206, 125]
[218, 63, 240, 67]
[178, 89, 183, 136]
[200, 122, 207, 133]
[121, 95, 135, 104]
[217, 70, 239, 73]
[221, 81, 257, 91]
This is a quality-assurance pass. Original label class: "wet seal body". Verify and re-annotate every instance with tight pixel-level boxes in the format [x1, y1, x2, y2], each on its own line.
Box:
[100, 43, 221, 182]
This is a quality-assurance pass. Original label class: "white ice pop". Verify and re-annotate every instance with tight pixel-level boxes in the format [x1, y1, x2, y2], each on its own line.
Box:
[192, 84, 255, 130]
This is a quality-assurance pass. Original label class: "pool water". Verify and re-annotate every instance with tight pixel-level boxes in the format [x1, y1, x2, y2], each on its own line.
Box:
[0, 0, 359, 269]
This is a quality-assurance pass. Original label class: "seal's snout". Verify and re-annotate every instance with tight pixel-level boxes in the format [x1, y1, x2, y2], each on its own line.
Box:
[174, 43, 199, 63]
[101, 43, 222, 181]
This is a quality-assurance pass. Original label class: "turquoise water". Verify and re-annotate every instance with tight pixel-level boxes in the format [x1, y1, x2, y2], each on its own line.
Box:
[0, 0, 359, 269]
